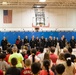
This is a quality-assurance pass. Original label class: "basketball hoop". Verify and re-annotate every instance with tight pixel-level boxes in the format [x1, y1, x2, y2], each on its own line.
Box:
[40, 24, 43, 27]
[34, 26, 40, 31]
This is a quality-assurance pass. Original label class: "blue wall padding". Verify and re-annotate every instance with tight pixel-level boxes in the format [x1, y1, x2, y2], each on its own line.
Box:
[0, 31, 75, 45]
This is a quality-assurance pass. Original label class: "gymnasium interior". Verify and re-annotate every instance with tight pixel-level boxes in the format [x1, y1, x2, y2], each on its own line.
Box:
[0, 0, 76, 75]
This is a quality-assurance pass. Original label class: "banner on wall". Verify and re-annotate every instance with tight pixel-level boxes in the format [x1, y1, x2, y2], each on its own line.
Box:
[3, 10, 12, 23]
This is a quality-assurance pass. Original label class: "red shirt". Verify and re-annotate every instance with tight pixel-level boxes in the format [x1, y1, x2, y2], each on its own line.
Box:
[5, 54, 10, 64]
[24, 55, 28, 59]
[36, 51, 41, 55]
[0, 70, 3, 75]
[50, 53, 58, 64]
[39, 70, 54, 75]
[16, 40, 20, 44]
[21, 68, 33, 75]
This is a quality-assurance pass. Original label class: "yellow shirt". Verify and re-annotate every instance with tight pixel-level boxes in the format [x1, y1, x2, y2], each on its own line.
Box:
[8, 53, 24, 67]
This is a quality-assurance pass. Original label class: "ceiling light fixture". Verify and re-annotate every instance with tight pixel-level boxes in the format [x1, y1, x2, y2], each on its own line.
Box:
[2, 2, 8, 5]
[39, 0, 46, 2]
[36, 5, 41, 8]
[33, 4, 47, 8]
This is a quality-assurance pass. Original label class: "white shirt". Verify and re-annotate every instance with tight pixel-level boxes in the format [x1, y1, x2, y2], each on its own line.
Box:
[28, 55, 40, 64]
[62, 62, 75, 75]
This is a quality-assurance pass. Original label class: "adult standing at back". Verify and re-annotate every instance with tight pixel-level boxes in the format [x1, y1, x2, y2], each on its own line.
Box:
[62, 35, 66, 47]
[59, 37, 65, 49]
[35, 37, 39, 48]
[40, 36, 45, 48]
[70, 36, 75, 48]
[16, 36, 22, 50]
[8, 46, 24, 69]
[48, 36, 54, 47]
[1, 37, 8, 51]
[24, 36, 29, 45]
[30, 36, 36, 48]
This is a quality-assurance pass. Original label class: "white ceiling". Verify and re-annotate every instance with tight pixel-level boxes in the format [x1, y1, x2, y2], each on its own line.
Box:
[0, 0, 76, 8]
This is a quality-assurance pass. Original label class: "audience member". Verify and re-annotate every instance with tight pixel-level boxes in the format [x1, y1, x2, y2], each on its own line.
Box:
[0, 35, 76, 75]
[39, 59, 54, 75]
[68, 47, 75, 62]
[24, 50, 31, 60]
[31, 62, 41, 75]
[0, 53, 10, 71]
[8, 46, 24, 68]
[28, 49, 40, 64]
[21, 59, 33, 75]
[36, 48, 41, 55]
[5, 47, 12, 64]
[37, 47, 44, 67]
[56, 53, 65, 64]
[20, 46, 27, 61]
[56, 42, 60, 55]
[50, 47, 58, 64]
[44, 52, 50, 61]
[63, 53, 76, 75]
[63, 47, 68, 53]
[0, 70, 3, 75]
[56, 64, 65, 75]
[5, 58, 21, 75]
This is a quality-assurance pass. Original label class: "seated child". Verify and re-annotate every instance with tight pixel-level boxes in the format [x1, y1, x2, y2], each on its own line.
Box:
[21, 59, 33, 75]
[39, 59, 54, 75]
[55, 64, 65, 75]
[5, 57, 21, 75]
[0, 53, 10, 71]
[31, 62, 41, 75]
[0, 70, 3, 75]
